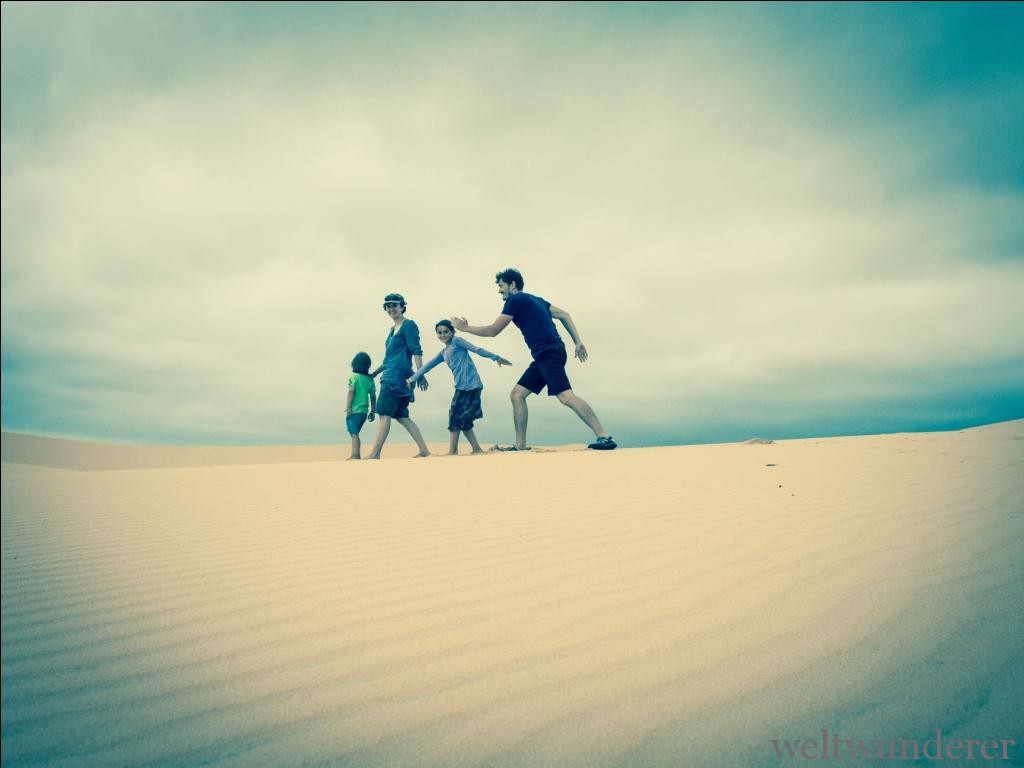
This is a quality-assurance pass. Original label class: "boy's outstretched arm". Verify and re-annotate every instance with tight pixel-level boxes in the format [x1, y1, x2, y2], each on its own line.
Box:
[451, 314, 512, 338]
[454, 336, 511, 366]
[412, 355, 428, 390]
[407, 351, 444, 387]
[549, 305, 588, 362]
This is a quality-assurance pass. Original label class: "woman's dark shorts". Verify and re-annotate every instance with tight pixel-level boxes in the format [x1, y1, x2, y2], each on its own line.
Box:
[517, 346, 571, 396]
[449, 388, 483, 431]
[346, 413, 368, 435]
[376, 387, 410, 419]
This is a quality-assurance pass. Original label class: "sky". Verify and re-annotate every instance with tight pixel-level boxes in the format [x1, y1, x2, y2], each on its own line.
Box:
[2, 2, 1023, 447]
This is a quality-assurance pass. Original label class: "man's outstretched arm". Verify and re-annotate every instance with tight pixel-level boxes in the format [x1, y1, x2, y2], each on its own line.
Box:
[451, 314, 513, 338]
[549, 304, 589, 362]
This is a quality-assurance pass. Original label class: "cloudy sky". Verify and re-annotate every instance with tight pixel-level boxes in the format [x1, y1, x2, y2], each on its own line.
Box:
[3, 2, 1023, 447]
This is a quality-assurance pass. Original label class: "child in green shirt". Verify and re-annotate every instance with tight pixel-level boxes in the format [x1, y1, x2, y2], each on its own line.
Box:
[346, 352, 377, 460]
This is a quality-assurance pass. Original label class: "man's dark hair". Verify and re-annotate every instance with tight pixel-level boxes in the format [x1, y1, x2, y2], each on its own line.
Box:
[351, 352, 371, 374]
[435, 319, 456, 334]
[495, 268, 524, 290]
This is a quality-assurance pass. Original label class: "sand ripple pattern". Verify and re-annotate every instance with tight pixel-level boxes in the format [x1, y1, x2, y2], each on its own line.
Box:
[3, 424, 1022, 767]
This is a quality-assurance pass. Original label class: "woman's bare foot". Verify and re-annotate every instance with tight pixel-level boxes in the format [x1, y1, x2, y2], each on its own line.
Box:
[414, 451, 431, 458]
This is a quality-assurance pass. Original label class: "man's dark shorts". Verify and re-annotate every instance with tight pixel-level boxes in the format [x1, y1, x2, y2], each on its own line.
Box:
[449, 388, 483, 431]
[377, 387, 410, 419]
[517, 346, 571, 396]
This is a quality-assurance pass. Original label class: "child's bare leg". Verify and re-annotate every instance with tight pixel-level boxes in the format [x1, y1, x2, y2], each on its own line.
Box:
[367, 416, 392, 459]
[448, 431, 460, 455]
[348, 433, 361, 460]
[396, 417, 431, 457]
[463, 429, 484, 454]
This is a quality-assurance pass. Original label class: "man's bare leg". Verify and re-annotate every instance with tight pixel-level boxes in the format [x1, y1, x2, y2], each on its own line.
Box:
[397, 417, 431, 457]
[511, 385, 531, 449]
[556, 389, 607, 439]
[448, 431, 460, 455]
[366, 416, 392, 459]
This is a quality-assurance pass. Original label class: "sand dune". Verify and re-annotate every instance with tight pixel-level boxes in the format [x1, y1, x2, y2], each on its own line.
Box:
[2, 422, 1022, 767]
[0, 432, 585, 470]
[0, 432, 496, 470]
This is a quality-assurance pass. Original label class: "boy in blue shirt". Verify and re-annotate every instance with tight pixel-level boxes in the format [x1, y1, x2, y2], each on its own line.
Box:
[407, 320, 511, 455]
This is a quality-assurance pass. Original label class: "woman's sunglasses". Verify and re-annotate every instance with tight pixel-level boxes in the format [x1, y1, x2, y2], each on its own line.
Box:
[382, 302, 403, 310]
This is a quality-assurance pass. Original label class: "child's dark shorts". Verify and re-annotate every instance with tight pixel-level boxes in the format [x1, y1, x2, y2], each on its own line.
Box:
[449, 388, 483, 431]
[517, 345, 571, 396]
[346, 413, 368, 435]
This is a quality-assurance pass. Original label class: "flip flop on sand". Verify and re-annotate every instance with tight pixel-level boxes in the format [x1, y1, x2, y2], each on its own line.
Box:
[492, 445, 532, 452]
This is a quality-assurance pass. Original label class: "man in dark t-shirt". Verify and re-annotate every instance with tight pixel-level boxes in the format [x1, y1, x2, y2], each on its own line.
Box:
[452, 268, 616, 450]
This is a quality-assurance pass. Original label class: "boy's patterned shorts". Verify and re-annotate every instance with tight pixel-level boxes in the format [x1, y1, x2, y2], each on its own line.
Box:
[448, 388, 483, 432]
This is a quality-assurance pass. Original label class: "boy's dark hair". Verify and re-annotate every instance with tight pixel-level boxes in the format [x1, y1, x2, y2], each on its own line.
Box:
[495, 268, 524, 290]
[383, 292, 407, 313]
[351, 352, 371, 374]
[435, 319, 455, 334]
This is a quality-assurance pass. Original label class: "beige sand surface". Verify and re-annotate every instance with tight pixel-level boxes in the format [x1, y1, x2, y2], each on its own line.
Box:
[2, 423, 1022, 767]
[0, 432, 505, 470]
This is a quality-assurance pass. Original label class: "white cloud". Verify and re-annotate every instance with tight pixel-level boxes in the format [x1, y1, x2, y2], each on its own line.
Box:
[3, 6, 1022, 444]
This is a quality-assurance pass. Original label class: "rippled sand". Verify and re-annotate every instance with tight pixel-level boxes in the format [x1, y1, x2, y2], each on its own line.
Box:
[2, 422, 1022, 767]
